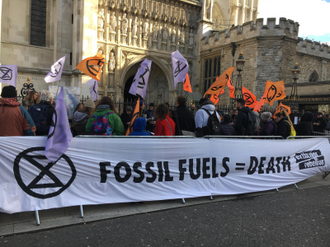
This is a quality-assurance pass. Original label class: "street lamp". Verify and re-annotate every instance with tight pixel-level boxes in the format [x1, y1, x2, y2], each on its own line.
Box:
[234, 51, 245, 99]
[289, 62, 300, 114]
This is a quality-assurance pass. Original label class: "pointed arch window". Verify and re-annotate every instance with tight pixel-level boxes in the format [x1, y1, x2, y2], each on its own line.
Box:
[309, 71, 319, 82]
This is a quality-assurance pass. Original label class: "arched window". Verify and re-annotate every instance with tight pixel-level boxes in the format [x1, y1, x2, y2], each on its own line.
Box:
[309, 71, 319, 82]
[30, 0, 47, 47]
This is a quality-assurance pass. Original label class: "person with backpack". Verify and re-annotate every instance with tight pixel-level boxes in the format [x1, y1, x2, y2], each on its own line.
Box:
[154, 103, 175, 136]
[259, 112, 277, 136]
[28, 90, 56, 136]
[234, 98, 257, 135]
[275, 111, 292, 139]
[86, 96, 124, 136]
[0, 86, 35, 136]
[195, 97, 221, 137]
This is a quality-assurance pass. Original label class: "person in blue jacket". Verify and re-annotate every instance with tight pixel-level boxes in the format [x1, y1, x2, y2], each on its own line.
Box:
[129, 118, 150, 136]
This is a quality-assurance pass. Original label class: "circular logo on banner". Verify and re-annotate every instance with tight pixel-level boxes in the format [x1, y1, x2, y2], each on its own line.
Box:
[0, 67, 13, 80]
[14, 147, 76, 199]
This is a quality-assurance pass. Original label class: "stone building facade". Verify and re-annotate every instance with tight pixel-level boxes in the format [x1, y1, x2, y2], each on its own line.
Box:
[1, 0, 329, 112]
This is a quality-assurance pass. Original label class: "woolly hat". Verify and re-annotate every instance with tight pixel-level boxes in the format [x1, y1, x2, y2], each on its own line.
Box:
[199, 97, 213, 107]
[126, 106, 133, 112]
[84, 99, 95, 109]
[261, 112, 272, 121]
[1, 86, 17, 98]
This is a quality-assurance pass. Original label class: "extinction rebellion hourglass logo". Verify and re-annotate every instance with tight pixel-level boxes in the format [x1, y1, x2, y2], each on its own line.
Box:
[14, 147, 76, 199]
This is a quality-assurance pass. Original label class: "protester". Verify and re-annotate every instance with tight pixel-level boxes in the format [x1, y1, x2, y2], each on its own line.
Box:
[129, 117, 151, 136]
[190, 104, 196, 117]
[275, 111, 291, 139]
[0, 86, 35, 136]
[145, 103, 156, 132]
[234, 98, 251, 135]
[313, 112, 327, 133]
[220, 114, 235, 135]
[74, 102, 84, 113]
[154, 103, 175, 136]
[259, 112, 276, 136]
[296, 111, 313, 136]
[28, 90, 56, 136]
[120, 106, 133, 132]
[23, 90, 40, 110]
[195, 97, 221, 137]
[86, 96, 124, 135]
[72, 99, 95, 136]
[172, 95, 195, 135]
[326, 114, 330, 134]
[230, 109, 237, 124]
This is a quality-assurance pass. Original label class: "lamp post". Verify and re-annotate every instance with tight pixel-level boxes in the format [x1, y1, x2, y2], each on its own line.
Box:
[289, 62, 300, 114]
[234, 51, 245, 99]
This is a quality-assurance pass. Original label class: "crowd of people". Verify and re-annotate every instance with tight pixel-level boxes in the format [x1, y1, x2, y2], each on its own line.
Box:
[1, 85, 330, 139]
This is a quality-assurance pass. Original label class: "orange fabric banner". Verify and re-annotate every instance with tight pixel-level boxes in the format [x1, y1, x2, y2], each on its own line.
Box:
[242, 87, 258, 109]
[210, 93, 220, 105]
[125, 98, 140, 136]
[274, 102, 291, 116]
[227, 79, 235, 98]
[76, 53, 105, 81]
[263, 80, 286, 106]
[204, 67, 235, 96]
[253, 93, 267, 113]
[183, 74, 192, 93]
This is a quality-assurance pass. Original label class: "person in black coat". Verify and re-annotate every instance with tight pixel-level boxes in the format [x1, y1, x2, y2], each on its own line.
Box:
[120, 106, 133, 133]
[296, 111, 313, 136]
[220, 114, 235, 135]
[259, 112, 276, 136]
[313, 112, 327, 133]
[234, 98, 250, 135]
[172, 95, 195, 135]
[275, 111, 291, 139]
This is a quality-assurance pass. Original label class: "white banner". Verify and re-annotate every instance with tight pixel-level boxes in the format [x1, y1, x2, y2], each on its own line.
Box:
[171, 50, 189, 88]
[0, 65, 17, 86]
[44, 55, 66, 83]
[0, 137, 329, 214]
[129, 59, 152, 99]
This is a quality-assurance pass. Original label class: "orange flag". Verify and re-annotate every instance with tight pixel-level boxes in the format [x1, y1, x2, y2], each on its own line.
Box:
[227, 79, 235, 98]
[204, 67, 235, 96]
[253, 93, 267, 113]
[274, 102, 291, 116]
[125, 98, 140, 136]
[76, 53, 105, 81]
[242, 87, 259, 109]
[263, 80, 286, 106]
[183, 74, 192, 93]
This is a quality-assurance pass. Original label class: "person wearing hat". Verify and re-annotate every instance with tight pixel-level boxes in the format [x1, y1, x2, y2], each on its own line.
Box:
[0, 85, 35, 136]
[120, 106, 133, 133]
[195, 97, 221, 137]
[145, 102, 156, 133]
[72, 99, 95, 136]
[259, 112, 277, 136]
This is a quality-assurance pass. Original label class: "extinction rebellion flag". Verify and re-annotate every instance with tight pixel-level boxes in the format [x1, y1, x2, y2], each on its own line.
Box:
[44, 55, 66, 83]
[0, 64, 17, 86]
[129, 59, 152, 99]
[171, 50, 189, 88]
[87, 79, 99, 101]
[204, 67, 235, 96]
[76, 53, 105, 81]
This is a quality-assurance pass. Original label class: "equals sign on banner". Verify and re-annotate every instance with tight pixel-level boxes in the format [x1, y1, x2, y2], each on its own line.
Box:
[235, 163, 245, 171]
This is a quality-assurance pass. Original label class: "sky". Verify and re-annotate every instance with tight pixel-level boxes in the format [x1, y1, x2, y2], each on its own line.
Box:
[258, 0, 330, 43]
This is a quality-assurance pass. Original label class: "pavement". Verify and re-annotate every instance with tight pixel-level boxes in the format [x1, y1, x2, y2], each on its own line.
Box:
[1, 173, 330, 238]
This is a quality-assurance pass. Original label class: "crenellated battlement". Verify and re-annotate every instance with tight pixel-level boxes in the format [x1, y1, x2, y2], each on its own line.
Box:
[297, 38, 330, 59]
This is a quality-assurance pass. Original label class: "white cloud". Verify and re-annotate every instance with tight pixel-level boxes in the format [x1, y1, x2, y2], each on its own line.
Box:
[258, 0, 330, 37]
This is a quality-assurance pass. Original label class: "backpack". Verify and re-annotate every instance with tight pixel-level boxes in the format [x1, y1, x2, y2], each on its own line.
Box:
[202, 109, 221, 135]
[243, 109, 259, 135]
[90, 112, 113, 135]
[28, 103, 49, 135]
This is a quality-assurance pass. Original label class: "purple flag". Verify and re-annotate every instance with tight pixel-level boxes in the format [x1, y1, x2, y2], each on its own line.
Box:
[44, 55, 66, 83]
[45, 86, 73, 163]
[87, 79, 99, 101]
[171, 50, 189, 88]
[129, 59, 152, 99]
[0, 65, 17, 86]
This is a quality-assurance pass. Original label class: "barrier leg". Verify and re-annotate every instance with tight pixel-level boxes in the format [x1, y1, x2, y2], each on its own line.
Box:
[182, 198, 185, 204]
[294, 183, 298, 189]
[79, 205, 84, 218]
[35, 210, 40, 226]
[275, 188, 279, 192]
[323, 171, 330, 179]
[210, 195, 213, 200]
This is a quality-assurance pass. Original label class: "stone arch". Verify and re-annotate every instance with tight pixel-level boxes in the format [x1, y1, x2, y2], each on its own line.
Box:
[119, 55, 175, 103]
[309, 70, 319, 82]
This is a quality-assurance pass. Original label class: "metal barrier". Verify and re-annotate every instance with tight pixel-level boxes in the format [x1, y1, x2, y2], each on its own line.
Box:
[75, 135, 284, 139]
